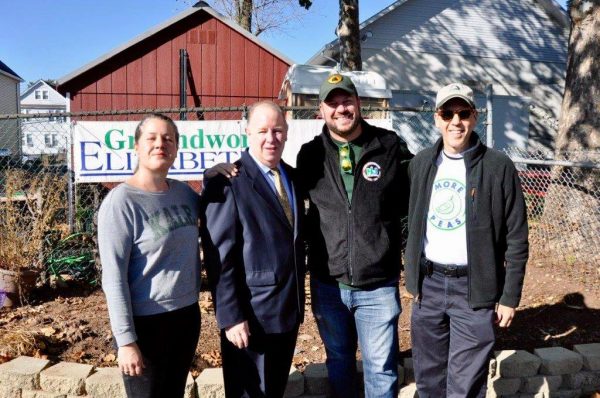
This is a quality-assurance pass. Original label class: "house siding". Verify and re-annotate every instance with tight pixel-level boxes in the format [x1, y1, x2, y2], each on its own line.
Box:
[0, 74, 20, 156]
[336, 0, 569, 151]
[363, 0, 567, 64]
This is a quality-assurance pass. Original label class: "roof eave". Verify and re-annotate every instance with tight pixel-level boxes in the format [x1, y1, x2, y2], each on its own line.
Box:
[58, 5, 295, 89]
[0, 69, 24, 82]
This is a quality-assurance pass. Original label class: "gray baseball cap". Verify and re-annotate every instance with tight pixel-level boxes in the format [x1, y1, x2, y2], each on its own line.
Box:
[319, 74, 358, 101]
[435, 83, 475, 109]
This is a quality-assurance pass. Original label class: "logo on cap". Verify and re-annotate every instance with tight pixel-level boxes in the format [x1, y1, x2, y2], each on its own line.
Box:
[328, 74, 343, 84]
[362, 162, 382, 182]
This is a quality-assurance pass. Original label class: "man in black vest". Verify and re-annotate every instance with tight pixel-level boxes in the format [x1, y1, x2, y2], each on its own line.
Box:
[297, 74, 412, 398]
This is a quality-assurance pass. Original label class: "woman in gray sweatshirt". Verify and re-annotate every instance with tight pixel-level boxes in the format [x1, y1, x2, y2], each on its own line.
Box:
[98, 114, 201, 397]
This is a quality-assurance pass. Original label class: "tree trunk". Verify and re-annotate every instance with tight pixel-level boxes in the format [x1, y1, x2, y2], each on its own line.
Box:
[536, 2, 600, 272]
[337, 0, 362, 71]
[555, 1, 600, 152]
[236, 0, 253, 32]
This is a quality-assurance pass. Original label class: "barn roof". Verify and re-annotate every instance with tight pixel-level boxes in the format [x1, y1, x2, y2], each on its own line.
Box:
[57, 2, 294, 87]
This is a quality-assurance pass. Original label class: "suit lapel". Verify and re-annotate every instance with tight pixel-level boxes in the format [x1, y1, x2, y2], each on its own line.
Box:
[241, 151, 291, 230]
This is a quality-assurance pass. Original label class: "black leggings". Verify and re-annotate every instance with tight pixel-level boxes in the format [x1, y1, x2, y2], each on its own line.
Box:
[123, 303, 201, 398]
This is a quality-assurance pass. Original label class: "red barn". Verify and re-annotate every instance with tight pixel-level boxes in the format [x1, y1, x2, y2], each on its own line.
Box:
[57, 2, 293, 120]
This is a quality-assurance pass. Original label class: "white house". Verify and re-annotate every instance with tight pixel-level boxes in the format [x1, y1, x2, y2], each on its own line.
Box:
[20, 80, 68, 162]
[308, 0, 569, 153]
[0, 60, 23, 158]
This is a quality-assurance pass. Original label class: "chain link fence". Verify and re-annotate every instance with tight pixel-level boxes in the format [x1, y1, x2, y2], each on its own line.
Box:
[0, 106, 598, 288]
[505, 147, 600, 283]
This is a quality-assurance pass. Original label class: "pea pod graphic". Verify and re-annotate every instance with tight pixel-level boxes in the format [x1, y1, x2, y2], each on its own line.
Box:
[436, 196, 455, 215]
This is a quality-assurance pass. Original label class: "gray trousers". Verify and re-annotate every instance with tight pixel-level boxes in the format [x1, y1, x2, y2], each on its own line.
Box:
[411, 271, 495, 398]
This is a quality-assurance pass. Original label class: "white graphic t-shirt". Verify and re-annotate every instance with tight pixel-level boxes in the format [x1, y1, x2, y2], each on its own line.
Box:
[423, 151, 468, 265]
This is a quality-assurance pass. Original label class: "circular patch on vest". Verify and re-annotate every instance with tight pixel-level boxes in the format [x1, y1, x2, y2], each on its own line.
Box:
[428, 178, 466, 230]
[362, 162, 382, 181]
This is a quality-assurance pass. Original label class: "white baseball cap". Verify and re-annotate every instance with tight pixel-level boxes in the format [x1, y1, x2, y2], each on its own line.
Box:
[435, 83, 475, 109]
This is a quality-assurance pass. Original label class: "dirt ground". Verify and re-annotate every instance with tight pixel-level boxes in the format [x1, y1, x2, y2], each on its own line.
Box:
[1, 260, 599, 377]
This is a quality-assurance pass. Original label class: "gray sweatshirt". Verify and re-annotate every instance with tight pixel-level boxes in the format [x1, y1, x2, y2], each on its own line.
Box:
[98, 180, 201, 347]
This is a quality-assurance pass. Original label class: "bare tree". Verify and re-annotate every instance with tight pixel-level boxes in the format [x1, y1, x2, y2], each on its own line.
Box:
[538, 1, 600, 268]
[209, 0, 313, 36]
[337, 0, 361, 71]
[555, 1, 599, 154]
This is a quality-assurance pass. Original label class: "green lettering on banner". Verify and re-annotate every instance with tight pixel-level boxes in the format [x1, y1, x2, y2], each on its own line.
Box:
[191, 129, 204, 149]
[105, 129, 126, 150]
[206, 134, 225, 149]
[179, 134, 189, 150]
[226, 134, 240, 148]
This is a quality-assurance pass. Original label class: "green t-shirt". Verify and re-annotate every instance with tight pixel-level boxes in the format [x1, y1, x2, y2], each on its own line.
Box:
[333, 138, 363, 204]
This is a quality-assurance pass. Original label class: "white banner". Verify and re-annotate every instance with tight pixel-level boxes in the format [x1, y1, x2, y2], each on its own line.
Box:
[73, 119, 393, 183]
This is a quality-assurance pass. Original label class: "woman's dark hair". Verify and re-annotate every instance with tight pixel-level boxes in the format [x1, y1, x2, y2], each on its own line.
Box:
[134, 113, 180, 144]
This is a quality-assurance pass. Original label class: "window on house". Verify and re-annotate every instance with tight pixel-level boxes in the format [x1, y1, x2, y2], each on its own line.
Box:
[35, 90, 41, 99]
[44, 134, 57, 148]
[42, 91, 49, 100]
[26, 134, 33, 147]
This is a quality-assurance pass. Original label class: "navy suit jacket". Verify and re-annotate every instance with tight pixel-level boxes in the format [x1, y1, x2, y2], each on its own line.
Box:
[201, 150, 305, 334]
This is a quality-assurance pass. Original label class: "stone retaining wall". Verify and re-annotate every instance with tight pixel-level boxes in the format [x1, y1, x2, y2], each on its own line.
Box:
[0, 344, 598, 398]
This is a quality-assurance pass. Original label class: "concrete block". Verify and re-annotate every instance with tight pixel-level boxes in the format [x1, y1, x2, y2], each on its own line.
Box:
[561, 370, 600, 391]
[550, 389, 582, 398]
[21, 390, 66, 398]
[485, 386, 498, 398]
[0, 356, 50, 390]
[85, 367, 126, 398]
[304, 363, 330, 396]
[39, 362, 94, 395]
[184, 372, 196, 398]
[495, 350, 541, 378]
[487, 374, 521, 395]
[520, 374, 562, 394]
[0, 385, 21, 398]
[284, 366, 304, 397]
[488, 357, 498, 378]
[534, 347, 583, 375]
[403, 358, 414, 384]
[195, 368, 225, 398]
[398, 382, 418, 398]
[574, 343, 600, 371]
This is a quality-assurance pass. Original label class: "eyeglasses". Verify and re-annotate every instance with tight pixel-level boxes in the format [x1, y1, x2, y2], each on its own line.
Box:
[339, 145, 353, 174]
[437, 109, 474, 121]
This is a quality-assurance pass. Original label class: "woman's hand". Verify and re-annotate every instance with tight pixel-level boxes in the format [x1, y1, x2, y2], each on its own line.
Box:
[118, 342, 145, 376]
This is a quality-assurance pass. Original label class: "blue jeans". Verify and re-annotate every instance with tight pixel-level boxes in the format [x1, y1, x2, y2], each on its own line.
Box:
[311, 278, 401, 398]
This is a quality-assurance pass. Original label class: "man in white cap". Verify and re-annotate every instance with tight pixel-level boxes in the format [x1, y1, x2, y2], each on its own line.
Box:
[404, 83, 529, 397]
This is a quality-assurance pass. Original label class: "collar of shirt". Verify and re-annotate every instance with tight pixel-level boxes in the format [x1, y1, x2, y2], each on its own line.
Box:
[247, 151, 290, 196]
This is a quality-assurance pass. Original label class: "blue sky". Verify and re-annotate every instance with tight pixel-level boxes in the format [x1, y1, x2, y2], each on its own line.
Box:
[1, 0, 567, 87]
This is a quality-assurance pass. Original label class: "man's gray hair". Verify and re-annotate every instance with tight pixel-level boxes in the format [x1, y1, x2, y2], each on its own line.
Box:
[247, 101, 287, 127]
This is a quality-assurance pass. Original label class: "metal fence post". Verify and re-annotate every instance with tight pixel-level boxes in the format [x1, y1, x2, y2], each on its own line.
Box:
[485, 84, 493, 148]
[67, 121, 75, 233]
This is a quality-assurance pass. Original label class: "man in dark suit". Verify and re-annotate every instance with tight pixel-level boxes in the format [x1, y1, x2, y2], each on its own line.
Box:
[201, 101, 305, 398]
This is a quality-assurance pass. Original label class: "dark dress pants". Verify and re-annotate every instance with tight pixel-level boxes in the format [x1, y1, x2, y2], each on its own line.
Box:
[123, 303, 201, 398]
[221, 325, 299, 398]
[411, 271, 495, 398]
